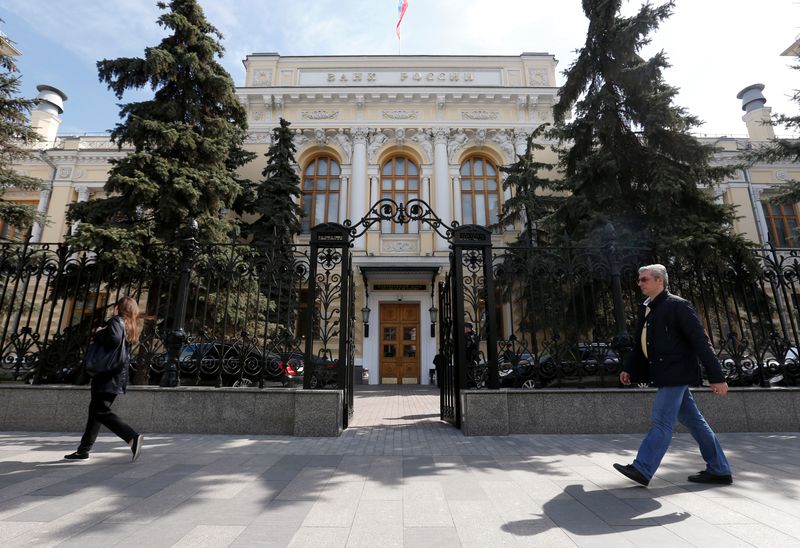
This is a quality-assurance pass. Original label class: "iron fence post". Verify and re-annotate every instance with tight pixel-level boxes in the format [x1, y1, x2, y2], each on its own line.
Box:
[161, 219, 198, 388]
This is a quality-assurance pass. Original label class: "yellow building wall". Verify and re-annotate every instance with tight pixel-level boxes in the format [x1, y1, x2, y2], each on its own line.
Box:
[725, 187, 760, 244]
[41, 186, 73, 242]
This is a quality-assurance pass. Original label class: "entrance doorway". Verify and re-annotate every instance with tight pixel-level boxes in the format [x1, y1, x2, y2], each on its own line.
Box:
[379, 303, 420, 384]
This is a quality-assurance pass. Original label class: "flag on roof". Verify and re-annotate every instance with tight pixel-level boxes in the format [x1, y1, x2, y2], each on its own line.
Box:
[396, 0, 408, 39]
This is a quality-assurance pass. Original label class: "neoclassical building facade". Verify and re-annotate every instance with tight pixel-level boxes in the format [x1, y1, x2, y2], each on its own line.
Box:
[5, 51, 800, 384]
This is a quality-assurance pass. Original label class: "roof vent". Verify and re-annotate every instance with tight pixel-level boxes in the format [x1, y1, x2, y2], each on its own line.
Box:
[736, 84, 766, 113]
[34, 84, 68, 116]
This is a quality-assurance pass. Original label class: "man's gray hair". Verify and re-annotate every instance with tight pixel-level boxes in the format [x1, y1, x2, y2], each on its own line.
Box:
[639, 264, 669, 288]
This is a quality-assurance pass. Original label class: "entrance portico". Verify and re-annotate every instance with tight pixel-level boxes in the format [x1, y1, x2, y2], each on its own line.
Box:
[359, 265, 442, 385]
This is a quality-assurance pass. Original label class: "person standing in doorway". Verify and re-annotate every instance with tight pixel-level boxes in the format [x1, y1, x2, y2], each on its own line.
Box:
[65, 296, 144, 462]
[614, 264, 732, 487]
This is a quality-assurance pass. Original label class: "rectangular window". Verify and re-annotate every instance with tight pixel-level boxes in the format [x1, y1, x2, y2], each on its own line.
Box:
[0, 200, 39, 241]
[763, 202, 800, 248]
[67, 291, 109, 328]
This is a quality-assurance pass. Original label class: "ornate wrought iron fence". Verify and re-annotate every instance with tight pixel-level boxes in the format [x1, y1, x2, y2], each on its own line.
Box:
[489, 238, 800, 389]
[0, 239, 343, 390]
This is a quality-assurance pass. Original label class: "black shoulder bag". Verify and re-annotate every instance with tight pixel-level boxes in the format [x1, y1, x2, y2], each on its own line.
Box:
[84, 319, 129, 377]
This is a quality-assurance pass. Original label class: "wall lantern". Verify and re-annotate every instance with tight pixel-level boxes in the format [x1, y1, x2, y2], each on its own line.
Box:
[362, 305, 371, 338]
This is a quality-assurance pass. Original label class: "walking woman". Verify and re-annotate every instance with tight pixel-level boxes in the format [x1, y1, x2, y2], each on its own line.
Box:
[65, 296, 144, 462]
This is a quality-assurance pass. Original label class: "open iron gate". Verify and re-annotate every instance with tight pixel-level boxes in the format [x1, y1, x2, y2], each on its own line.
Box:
[438, 225, 499, 428]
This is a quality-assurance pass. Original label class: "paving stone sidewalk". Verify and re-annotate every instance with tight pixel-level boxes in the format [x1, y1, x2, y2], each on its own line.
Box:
[0, 385, 798, 547]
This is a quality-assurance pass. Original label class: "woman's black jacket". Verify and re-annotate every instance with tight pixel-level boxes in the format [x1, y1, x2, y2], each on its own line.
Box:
[89, 316, 131, 395]
[622, 290, 725, 387]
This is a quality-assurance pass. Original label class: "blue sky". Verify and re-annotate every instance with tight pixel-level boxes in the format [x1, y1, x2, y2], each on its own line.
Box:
[1, 0, 798, 136]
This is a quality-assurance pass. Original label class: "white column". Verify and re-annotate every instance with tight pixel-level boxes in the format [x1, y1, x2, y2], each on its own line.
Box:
[368, 174, 380, 233]
[350, 127, 368, 249]
[452, 176, 463, 224]
[338, 176, 349, 224]
[433, 128, 452, 251]
[421, 174, 430, 204]
[30, 188, 51, 243]
[70, 185, 90, 236]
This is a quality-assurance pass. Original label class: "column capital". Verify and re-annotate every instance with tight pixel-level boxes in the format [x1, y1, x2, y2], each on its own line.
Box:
[433, 127, 449, 144]
[74, 185, 90, 201]
[352, 126, 369, 144]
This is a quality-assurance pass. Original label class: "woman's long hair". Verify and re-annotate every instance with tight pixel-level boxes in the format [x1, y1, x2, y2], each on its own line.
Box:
[116, 296, 141, 344]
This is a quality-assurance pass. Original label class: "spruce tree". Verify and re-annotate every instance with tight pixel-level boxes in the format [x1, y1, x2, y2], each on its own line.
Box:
[242, 118, 304, 339]
[244, 118, 303, 249]
[0, 27, 45, 239]
[67, 0, 255, 259]
[495, 124, 560, 246]
[549, 0, 749, 261]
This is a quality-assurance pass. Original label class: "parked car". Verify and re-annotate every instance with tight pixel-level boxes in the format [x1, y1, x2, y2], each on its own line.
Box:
[498, 343, 621, 388]
[276, 351, 339, 388]
[154, 341, 282, 387]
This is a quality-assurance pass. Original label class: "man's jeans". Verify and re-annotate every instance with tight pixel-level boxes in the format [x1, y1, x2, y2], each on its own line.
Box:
[632, 385, 731, 480]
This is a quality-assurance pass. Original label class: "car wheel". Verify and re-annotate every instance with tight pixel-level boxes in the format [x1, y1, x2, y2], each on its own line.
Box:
[232, 378, 255, 388]
[521, 379, 535, 388]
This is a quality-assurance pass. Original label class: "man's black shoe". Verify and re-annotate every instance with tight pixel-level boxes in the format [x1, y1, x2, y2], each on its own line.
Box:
[688, 470, 732, 485]
[64, 452, 89, 460]
[613, 463, 650, 486]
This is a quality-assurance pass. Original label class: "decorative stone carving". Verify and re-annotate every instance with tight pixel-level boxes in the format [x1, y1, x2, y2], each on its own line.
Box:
[777, 171, 788, 181]
[410, 130, 433, 163]
[73, 169, 86, 180]
[314, 128, 328, 146]
[394, 128, 406, 146]
[355, 95, 365, 110]
[246, 132, 271, 144]
[448, 130, 468, 162]
[251, 110, 265, 121]
[293, 131, 310, 150]
[433, 127, 449, 145]
[381, 237, 420, 254]
[475, 128, 487, 147]
[382, 110, 418, 120]
[334, 129, 352, 162]
[462, 111, 499, 120]
[253, 70, 272, 86]
[368, 130, 388, 162]
[302, 110, 339, 120]
[491, 130, 515, 162]
[57, 167, 73, 179]
[528, 69, 549, 86]
[513, 129, 530, 156]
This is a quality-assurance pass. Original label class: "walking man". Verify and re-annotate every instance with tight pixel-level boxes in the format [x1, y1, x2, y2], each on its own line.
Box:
[614, 264, 732, 487]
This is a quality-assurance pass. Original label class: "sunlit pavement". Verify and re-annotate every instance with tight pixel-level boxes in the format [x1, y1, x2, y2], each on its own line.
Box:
[1, 385, 798, 547]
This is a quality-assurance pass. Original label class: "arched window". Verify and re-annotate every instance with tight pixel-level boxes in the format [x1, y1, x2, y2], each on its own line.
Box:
[301, 156, 340, 232]
[380, 156, 420, 234]
[460, 156, 501, 227]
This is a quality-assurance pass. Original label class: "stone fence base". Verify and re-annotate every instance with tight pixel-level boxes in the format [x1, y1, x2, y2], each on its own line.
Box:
[461, 387, 800, 436]
[0, 385, 343, 437]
